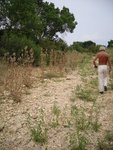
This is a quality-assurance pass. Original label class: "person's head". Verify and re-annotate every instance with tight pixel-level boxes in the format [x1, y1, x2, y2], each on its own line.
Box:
[99, 46, 106, 51]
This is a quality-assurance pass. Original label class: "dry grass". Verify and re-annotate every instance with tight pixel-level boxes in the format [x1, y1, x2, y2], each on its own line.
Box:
[4, 65, 24, 102]
[0, 50, 85, 102]
[65, 51, 78, 70]
[39, 51, 80, 79]
[0, 62, 33, 102]
[0, 62, 8, 95]
[22, 65, 33, 88]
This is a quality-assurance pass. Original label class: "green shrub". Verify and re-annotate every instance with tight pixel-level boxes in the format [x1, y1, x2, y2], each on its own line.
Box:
[0, 33, 41, 65]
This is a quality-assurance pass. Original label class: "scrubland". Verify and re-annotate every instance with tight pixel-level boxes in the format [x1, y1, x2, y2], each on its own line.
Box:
[0, 49, 113, 150]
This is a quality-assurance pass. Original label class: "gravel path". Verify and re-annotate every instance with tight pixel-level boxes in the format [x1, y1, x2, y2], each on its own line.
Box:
[0, 70, 81, 150]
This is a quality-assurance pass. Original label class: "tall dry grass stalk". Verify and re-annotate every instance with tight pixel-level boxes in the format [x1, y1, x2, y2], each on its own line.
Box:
[65, 51, 78, 71]
[22, 65, 33, 88]
[40, 50, 67, 78]
[0, 61, 8, 95]
[40, 50, 79, 78]
[4, 65, 24, 102]
[2, 63, 33, 102]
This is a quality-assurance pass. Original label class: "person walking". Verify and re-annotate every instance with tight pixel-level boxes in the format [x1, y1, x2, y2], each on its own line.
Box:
[93, 46, 112, 94]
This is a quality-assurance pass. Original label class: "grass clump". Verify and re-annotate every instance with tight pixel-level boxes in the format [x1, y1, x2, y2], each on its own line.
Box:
[31, 124, 48, 144]
[69, 103, 101, 150]
[50, 102, 61, 128]
[70, 132, 88, 150]
[97, 131, 113, 150]
[76, 85, 97, 102]
[28, 108, 48, 144]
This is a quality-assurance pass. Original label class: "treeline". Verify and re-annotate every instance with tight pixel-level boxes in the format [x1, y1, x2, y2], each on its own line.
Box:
[69, 41, 99, 53]
[69, 39, 113, 52]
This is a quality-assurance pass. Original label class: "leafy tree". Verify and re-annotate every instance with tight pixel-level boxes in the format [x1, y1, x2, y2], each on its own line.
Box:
[0, 33, 41, 65]
[0, 0, 77, 43]
[107, 40, 113, 47]
[82, 41, 96, 49]
[70, 41, 98, 53]
[0, 0, 42, 41]
[0, 0, 77, 64]
[69, 41, 84, 52]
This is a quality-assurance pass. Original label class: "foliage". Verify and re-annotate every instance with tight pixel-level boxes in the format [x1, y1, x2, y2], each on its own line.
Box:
[107, 40, 113, 47]
[69, 41, 84, 52]
[70, 132, 87, 150]
[97, 131, 113, 150]
[50, 102, 61, 127]
[82, 40, 95, 48]
[0, 33, 41, 65]
[0, 0, 42, 40]
[28, 108, 48, 144]
[75, 85, 97, 102]
[0, 0, 77, 63]
[69, 41, 99, 53]
[0, 0, 77, 44]
[37, 2, 77, 40]
[31, 125, 48, 144]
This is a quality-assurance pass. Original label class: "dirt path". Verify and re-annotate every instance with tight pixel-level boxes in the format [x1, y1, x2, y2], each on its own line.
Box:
[0, 69, 82, 150]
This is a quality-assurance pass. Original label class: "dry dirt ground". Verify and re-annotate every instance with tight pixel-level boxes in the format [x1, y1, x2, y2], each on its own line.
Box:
[0, 68, 113, 150]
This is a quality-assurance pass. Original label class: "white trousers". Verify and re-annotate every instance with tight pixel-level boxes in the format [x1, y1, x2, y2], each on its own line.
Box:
[98, 65, 108, 92]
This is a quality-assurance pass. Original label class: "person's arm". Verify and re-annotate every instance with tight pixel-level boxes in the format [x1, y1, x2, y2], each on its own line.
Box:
[93, 54, 98, 68]
[108, 55, 112, 72]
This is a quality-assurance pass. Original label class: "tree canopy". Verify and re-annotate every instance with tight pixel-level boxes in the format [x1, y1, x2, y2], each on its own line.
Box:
[107, 40, 113, 48]
[0, 0, 77, 43]
[69, 41, 99, 53]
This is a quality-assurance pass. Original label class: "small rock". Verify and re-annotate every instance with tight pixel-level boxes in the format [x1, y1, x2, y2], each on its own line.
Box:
[0, 123, 5, 132]
[66, 77, 71, 80]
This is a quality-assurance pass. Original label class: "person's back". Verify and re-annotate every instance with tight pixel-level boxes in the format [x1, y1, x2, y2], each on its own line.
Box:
[96, 51, 109, 65]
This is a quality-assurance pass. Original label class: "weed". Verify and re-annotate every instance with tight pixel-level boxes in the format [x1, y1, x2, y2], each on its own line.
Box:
[97, 131, 113, 150]
[28, 108, 48, 144]
[42, 67, 64, 79]
[22, 65, 33, 88]
[70, 132, 88, 150]
[109, 79, 113, 90]
[70, 88, 77, 102]
[31, 124, 48, 144]
[70, 105, 88, 150]
[87, 104, 101, 132]
[105, 130, 113, 142]
[50, 102, 61, 128]
[71, 105, 90, 131]
[89, 78, 98, 88]
[76, 85, 97, 102]
[97, 140, 109, 150]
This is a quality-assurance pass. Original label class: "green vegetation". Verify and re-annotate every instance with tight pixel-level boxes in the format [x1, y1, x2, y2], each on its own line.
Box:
[31, 125, 48, 144]
[97, 131, 113, 150]
[75, 85, 97, 102]
[0, 0, 77, 62]
[50, 102, 61, 128]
